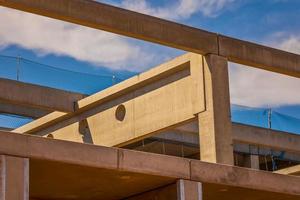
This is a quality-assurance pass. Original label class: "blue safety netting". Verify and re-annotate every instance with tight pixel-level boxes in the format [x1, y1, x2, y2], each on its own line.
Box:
[0, 55, 300, 134]
[232, 105, 300, 134]
[0, 114, 33, 129]
[271, 111, 300, 134]
[0, 55, 124, 95]
[231, 104, 270, 128]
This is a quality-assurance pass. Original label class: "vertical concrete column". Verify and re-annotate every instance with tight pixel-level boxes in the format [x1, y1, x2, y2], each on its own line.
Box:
[249, 155, 260, 169]
[125, 179, 202, 200]
[0, 155, 29, 200]
[177, 179, 202, 200]
[198, 54, 234, 165]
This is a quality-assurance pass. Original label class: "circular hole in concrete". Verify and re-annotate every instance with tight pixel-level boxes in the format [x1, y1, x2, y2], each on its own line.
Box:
[115, 104, 126, 121]
[47, 134, 54, 139]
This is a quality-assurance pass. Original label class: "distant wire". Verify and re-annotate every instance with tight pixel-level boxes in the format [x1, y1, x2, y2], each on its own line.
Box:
[0, 54, 125, 81]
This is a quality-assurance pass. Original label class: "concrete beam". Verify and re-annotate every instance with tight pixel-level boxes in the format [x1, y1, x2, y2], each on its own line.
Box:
[0, 78, 85, 112]
[125, 179, 203, 200]
[0, 101, 49, 118]
[15, 54, 205, 145]
[232, 123, 300, 154]
[14, 111, 66, 134]
[160, 122, 300, 154]
[0, 0, 218, 55]
[198, 55, 234, 165]
[0, 130, 300, 196]
[0, 155, 29, 200]
[1, 1, 300, 77]
[219, 35, 300, 78]
[274, 165, 300, 176]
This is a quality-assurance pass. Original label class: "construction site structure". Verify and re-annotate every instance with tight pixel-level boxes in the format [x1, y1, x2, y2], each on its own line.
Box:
[0, 0, 299, 199]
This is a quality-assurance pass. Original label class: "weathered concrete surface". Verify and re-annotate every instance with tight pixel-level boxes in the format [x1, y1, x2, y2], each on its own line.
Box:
[274, 165, 300, 176]
[14, 111, 66, 134]
[233, 123, 300, 153]
[125, 179, 203, 200]
[0, 101, 49, 118]
[155, 121, 300, 154]
[0, 130, 300, 198]
[15, 54, 205, 147]
[124, 182, 179, 200]
[219, 35, 300, 78]
[30, 158, 300, 199]
[190, 160, 300, 196]
[85, 53, 204, 147]
[0, 155, 29, 200]
[198, 55, 234, 165]
[0, 78, 85, 112]
[118, 148, 190, 179]
[0, 0, 218, 55]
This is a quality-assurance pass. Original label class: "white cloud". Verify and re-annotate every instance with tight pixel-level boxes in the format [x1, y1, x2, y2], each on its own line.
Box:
[106, 0, 236, 20]
[0, 7, 173, 71]
[229, 63, 300, 107]
[0, 0, 235, 72]
[229, 34, 300, 107]
[276, 35, 300, 54]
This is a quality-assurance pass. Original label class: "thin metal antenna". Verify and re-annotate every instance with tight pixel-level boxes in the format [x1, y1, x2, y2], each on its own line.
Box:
[268, 107, 272, 129]
[17, 55, 21, 81]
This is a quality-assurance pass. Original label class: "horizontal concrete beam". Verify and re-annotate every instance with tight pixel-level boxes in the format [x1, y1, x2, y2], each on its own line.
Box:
[0, 78, 85, 112]
[274, 165, 300, 176]
[160, 122, 300, 154]
[0, 130, 300, 196]
[14, 53, 204, 136]
[232, 123, 300, 154]
[1, 1, 300, 77]
[0, 101, 49, 118]
[126, 179, 203, 200]
[219, 35, 300, 78]
[0, 0, 218, 55]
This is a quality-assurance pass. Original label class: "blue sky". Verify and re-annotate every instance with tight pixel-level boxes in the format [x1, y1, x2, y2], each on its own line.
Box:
[0, 0, 300, 119]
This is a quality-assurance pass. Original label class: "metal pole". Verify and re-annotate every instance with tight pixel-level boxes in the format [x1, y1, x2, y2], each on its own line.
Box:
[17, 55, 21, 81]
[268, 108, 272, 129]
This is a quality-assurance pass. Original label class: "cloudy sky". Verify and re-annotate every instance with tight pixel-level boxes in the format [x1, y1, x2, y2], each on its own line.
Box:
[0, 0, 300, 116]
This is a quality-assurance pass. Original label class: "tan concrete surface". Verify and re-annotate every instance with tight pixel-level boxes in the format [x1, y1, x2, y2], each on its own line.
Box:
[15, 53, 206, 147]
[85, 53, 204, 147]
[274, 165, 300, 176]
[125, 179, 203, 200]
[233, 123, 300, 153]
[249, 155, 260, 169]
[29, 158, 300, 200]
[30, 158, 175, 200]
[0, 101, 49, 118]
[124, 182, 178, 200]
[219, 35, 300, 78]
[0, 78, 85, 112]
[190, 160, 300, 196]
[0, 155, 29, 200]
[14, 111, 66, 134]
[198, 55, 234, 165]
[0, 130, 300, 197]
[118, 148, 190, 179]
[159, 121, 300, 154]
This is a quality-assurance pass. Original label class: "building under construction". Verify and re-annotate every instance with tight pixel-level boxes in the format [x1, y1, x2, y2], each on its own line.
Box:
[0, 0, 299, 199]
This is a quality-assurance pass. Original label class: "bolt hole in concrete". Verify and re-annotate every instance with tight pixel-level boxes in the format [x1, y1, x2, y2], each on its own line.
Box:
[47, 133, 54, 139]
[115, 104, 126, 121]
